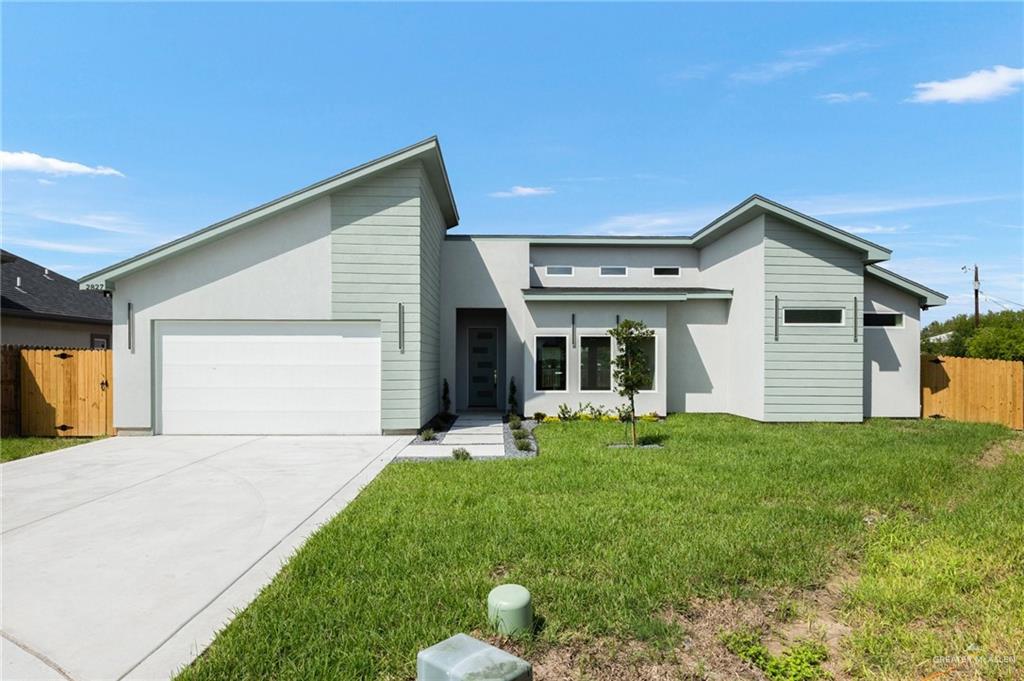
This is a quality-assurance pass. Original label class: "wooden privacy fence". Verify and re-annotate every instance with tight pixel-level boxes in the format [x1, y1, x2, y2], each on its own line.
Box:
[1, 346, 114, 437]
[921, 354, 1024, 430]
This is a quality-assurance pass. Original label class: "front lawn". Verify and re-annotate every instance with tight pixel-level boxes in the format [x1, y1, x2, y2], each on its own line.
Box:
[178, 415, 1020, 680]
[0, 436, 100, 463]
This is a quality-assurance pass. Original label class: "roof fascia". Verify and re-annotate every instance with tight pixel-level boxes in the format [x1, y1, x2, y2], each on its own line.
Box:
[866, 264, 947, 308]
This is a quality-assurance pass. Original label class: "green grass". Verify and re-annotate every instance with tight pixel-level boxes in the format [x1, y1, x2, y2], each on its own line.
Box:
[177, 415, 1016, 680]
[0, 436, 100, 463]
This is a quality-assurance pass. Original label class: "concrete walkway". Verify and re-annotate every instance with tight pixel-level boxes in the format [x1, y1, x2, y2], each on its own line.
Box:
[1, 435, 407, 680]
[398, 413, 506, 459]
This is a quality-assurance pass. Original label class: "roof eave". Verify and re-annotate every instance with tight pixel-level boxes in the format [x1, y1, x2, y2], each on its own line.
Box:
[866, 264, 947, 308]
[79, 137, 457, 290]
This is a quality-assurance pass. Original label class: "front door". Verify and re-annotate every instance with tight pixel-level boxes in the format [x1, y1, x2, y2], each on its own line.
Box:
[467, 327, 498, 408]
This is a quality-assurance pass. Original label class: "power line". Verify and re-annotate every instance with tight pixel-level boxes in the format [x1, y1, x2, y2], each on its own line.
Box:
[980, 291, 1024, 309]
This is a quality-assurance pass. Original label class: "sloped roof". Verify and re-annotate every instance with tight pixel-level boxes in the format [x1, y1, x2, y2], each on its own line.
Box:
[1, 250, 112, 323]
[79, 137, 457, 289]
[866, 264, 947, 308]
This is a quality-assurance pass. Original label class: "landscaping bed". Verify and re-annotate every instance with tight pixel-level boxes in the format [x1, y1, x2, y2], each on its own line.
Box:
[177, 416, 1020, 680]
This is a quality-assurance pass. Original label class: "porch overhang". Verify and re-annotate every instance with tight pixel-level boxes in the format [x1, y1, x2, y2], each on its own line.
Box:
[521, 287, 733, 302]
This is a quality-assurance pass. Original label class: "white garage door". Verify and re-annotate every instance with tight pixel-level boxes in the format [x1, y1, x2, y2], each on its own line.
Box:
[156, 321, 380, 435]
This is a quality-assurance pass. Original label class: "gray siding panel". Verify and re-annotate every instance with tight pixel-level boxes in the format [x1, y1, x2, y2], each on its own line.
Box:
[331, 164, 426, 432]
[763, 217, 864, 422]
[419, 167, 444, 424]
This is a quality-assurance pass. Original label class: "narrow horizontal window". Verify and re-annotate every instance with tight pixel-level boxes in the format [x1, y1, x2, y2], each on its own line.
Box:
[600, 266, 627, 276]
[535, 336, 567, 391]
[546, 265, 573, 276]
[783, 308, 844, 325]
[653, 266, 680, 276]
[864, 312, 904, 328]
[579, 336, 612, 391]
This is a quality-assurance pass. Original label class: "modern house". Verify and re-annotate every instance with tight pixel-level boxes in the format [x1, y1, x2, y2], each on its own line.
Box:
[2, 250, 112, 348]
[79, 138, 945, 435]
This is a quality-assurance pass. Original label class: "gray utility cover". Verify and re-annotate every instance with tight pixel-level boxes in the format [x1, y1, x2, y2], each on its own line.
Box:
[417, 633, 532, 681]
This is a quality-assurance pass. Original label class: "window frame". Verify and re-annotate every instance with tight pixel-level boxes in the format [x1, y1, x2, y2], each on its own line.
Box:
[863, 311, 905, 329]
[599, 265, 628, 277]
[534, 334, 570, 393]
[578, 335, 614, 393]
[782, 307, 846, 327]
[652, 266, 681, 277]
[90, 334, 111, 349]
[545, 265, 574, 277]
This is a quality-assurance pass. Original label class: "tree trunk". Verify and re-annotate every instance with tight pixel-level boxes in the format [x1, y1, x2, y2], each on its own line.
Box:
[630, 395, 637, 447]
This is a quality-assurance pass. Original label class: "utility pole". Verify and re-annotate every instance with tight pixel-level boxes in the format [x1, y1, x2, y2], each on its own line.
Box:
[974, 264, 980, 328]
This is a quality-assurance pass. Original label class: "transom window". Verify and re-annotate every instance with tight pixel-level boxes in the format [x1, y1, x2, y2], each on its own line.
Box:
[546, 265, 573, 276]
[535, 336, 567, 391]
[599, 266, 627, 276]
[783, 308, 845, 326]
[864, 312, 904, 328]
[653, 266, 680, 276]
[579, 336, 612, 391]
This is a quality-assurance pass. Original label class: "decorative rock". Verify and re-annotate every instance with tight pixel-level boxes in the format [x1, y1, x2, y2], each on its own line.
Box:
[487, 584, 533, 636]
[417, 633, 532, 681]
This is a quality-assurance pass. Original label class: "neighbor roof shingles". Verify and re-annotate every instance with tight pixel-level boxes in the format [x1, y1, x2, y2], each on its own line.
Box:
[1, 250, 112, 322]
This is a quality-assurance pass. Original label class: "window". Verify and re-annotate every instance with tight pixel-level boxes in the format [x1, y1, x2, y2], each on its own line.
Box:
[600, 266, 627, 277]
[635, 336, 656, 391]
[653, 266, 680, 277]
[546, 265, 573, 276]
[579, 336, 612, 391]
[535, 336, 567, 391]
[90, 334, 110, 349]
[864, 312, 904, 328]
[783, 308, 844, 326]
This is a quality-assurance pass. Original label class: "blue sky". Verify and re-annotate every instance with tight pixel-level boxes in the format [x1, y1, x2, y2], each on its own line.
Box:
[2, 2, 1022, 324]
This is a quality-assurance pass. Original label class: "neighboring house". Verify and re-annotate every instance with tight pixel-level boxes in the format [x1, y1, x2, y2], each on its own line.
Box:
[2, 250, 112, 348]
[79, 138, 946, 436]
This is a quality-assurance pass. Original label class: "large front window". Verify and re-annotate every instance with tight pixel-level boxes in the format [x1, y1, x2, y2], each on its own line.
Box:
[536, 337, 567, 391]
[579, 336, 612, 391]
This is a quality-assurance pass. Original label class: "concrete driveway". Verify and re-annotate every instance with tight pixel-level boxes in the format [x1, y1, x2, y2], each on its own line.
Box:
[1, 435, 408, 680]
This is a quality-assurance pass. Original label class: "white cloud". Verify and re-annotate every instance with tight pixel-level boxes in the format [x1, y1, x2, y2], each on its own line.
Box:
[24, 210, 140, 233]
[908, 65, 1024, 103]
[838, 224, 909, 235]
[787, 193, 1013, 217]
[1, 150, 125, 177]
[588, 205, 727, 236]
[732, 41, 865, 83]
[2, 237, 119, 254]
[37, 178, 56, 186]
[489, 186, 555, 198]
[817, 91, 871, 104]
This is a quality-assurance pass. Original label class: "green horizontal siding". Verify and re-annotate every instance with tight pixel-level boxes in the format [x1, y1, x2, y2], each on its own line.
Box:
[763, 217, 864, 422]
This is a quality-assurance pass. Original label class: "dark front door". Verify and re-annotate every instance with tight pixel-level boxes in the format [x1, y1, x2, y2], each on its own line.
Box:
[468, 327, 498, 408]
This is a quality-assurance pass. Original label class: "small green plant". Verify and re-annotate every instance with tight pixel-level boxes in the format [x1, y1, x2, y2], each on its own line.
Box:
[514, 438, 532, 452]
[542, 415, 560, 423]
[608, 319, 655, 446]
[507, 377, 519, 416]
[532, 412, 547, 421]
[511, 428, 528, 439]
[615, 403, 634, 423]
[508, 414, 522, 430]
[721, 630, 828, 681]
[451, 447, 471, 461]
[420, 428, 436, 441]
[557, 403, 578, 421]
[441, 379, 451, 414]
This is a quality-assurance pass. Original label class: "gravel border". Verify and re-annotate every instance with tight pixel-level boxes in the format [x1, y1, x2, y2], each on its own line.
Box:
[407, 414, 459, 446]
[503, 418, 539, 459]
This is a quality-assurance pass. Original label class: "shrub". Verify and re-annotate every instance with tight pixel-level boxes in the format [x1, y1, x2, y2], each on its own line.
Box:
[557, 403, 578, 421]
[542, 415, 560, 423]
[721, 630, 828, 681]
[508, 415, 522, 430]
[533, 412, 547, 421]
[583, 402, 607, 419]
[514, 438, 532, 452]
[512, 428, 529, 439]
[600, 414, 618, 422]
[451, 447, 471, 461]
[615, 403, 634, 423]
[640, 412, 660, 422]
[420, 428, 436, 441]
[579, 413, 594, 421]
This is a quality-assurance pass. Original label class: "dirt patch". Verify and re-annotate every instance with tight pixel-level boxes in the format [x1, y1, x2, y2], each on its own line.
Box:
[482, 570, 859, 680]
[977, 435, 1024, 469]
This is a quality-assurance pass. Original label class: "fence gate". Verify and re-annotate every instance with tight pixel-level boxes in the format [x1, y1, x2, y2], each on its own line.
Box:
[20, 348, 113, 436]
[921, 354, 1024, 430]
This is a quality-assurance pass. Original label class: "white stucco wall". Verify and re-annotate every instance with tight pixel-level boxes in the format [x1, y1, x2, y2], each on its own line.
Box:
[110, 197, 332, 431]
[1, 316, 111, 348]
[863, 276, 921, 418]
[530, 245, 699, 288]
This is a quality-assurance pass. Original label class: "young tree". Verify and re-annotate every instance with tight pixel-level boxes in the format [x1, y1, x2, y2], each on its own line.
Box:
[608, 319, 655, 447]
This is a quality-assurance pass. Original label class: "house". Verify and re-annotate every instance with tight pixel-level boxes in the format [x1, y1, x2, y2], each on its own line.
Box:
[2, 250, 112, 348]
[78, 138, 946, 435]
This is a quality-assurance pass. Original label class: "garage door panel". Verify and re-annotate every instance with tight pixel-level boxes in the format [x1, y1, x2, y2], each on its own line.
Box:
[156, 321, 381, 435]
